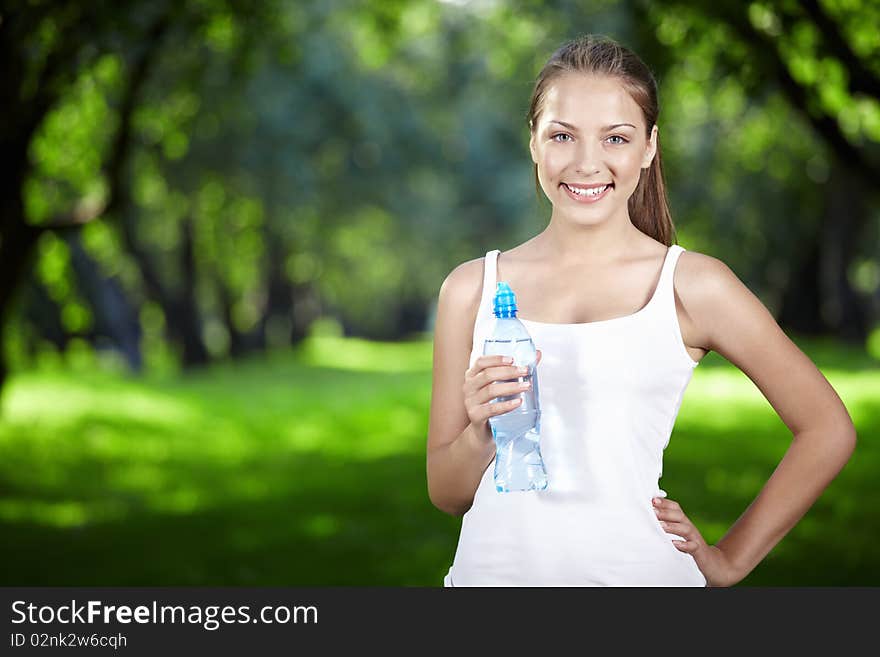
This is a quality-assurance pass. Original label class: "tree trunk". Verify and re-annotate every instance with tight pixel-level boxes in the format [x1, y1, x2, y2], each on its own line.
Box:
[820, 163, 869, 343]
[21, 278, 69, 351]
[118, 208, 208, 367]
[778, 239, 827, 335]
[218, 281, 245, 358]
[176, 214, 209, 365]
[778, 162, 871, 341]
[257, 224, 293, 347]
[0, 193, 42, 391]
[65, 231, 143, 370]
[290, 282, 320, 345]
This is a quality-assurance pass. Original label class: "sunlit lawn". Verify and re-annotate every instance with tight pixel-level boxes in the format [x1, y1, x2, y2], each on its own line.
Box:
[0, 333, 877, 586]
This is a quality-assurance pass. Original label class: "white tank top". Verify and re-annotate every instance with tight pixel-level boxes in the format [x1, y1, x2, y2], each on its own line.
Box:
[443, 245, 706, 586]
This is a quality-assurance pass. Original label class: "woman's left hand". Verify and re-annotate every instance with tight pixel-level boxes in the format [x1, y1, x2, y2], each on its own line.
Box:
[652, 496, 741, 587]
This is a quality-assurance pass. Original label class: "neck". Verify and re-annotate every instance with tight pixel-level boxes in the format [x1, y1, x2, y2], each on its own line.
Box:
[533, 210, 644, 266]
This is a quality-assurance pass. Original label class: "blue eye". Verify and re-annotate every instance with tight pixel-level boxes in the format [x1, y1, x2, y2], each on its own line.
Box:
[551, 133, 628, 144]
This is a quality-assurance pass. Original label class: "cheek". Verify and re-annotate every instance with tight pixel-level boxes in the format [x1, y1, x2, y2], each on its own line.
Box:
[538, 149, 568, 176]
[620, 151, 646, 172]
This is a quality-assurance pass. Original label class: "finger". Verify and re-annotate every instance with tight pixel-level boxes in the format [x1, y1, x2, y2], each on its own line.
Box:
[465, 359, 507, 386]
[466, 357, 504, 380]
[657, 497, 681, 511]
[653, 498, 685, 521]
[655, 507, 687, 523]
[478, 380, 531, 404]
[653, 497, 681, 511]
[480, 397, 522, 419]
[473, 355, 514, 373]
[479, 364, 529, 387]
[659, 521, 695, 540]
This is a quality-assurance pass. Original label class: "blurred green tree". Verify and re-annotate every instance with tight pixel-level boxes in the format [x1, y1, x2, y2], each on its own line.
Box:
[639, 0, 880, 339]
[2, 0, 877, 398]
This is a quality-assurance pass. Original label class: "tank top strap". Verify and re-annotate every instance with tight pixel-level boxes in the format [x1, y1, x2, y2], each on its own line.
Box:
[480, 249, 501, 318]
[470, 250, 501, 369]
[653, 244, 686, 304]
[648, 244, 696, 370]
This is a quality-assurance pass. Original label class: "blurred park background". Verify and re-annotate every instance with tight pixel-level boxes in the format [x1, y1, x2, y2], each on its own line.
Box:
[1, 0, 878, 586]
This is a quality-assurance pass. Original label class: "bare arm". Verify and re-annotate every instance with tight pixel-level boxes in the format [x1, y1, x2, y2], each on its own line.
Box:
[428, 424, 496, 517]
[426, 259, 542, 515]
[426, 260, 495, 516]
[676, 252, 857, 583]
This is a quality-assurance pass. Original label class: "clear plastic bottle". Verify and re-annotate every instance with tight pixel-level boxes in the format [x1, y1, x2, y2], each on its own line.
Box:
[483, 281, 548, 492]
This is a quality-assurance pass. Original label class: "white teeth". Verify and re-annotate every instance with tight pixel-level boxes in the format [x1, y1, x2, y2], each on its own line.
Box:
[566, 183, 609, 197]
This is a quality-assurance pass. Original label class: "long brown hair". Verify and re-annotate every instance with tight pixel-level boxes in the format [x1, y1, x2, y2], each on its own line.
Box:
[527, 34, 676, 246]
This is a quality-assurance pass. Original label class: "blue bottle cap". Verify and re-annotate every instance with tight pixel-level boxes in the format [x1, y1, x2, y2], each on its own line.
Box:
[493, 281, 517, 318]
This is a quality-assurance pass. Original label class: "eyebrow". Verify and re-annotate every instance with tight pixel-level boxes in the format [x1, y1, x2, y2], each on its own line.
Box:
[549, 120, 636, 131]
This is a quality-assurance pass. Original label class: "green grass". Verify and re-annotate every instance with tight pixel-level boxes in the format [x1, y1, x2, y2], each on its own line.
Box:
[0, 334, 877, 586]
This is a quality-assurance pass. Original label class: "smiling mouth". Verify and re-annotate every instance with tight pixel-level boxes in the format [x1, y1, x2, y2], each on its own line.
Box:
[561, 182, 613, 197]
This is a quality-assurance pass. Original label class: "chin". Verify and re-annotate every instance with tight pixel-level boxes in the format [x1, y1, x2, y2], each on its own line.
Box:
[560, 209, 614, 226]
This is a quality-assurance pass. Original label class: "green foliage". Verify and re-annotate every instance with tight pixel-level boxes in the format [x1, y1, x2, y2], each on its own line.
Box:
[26, 54, 120, 224]
[133, 88, 200, 161]
[320, 206, 408, 336]
[139, 301, 179, 376]
[8, 0, 880, 372]
[34, 233, 93, 334]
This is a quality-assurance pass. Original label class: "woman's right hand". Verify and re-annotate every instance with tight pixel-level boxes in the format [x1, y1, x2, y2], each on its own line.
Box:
[463, 350, 542, 434]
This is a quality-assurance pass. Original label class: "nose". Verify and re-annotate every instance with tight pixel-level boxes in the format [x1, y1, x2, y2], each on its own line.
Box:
[574, 139, 602, 176]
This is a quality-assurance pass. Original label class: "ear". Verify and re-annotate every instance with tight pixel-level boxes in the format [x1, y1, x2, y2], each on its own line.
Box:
[642, 124, 658, 169]
[529, 128, 537, 164]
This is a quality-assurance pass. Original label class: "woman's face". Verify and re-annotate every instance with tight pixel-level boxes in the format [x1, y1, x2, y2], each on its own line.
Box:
[529, 73, 657, 226]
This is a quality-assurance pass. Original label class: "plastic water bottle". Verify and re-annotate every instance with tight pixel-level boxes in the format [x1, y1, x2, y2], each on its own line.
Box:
[483, 281, 548, 492]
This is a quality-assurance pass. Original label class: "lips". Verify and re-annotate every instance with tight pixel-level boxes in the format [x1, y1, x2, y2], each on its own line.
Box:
[564, 182, 612, 190]
[561, 182, 614, 202]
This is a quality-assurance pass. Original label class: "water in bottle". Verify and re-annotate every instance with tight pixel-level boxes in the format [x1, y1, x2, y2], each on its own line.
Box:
[483, 281, 548, 492]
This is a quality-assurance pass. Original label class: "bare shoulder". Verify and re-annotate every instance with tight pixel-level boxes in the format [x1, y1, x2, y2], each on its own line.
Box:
[668, 249, 741, 355]
[438, 256, 485, 314]
[673, 248, 855, 438]
[674, 247, 789, 355]
[427, 256, 487, 455]
[433, 255, 487, 365]
[675, 249, 740, 298]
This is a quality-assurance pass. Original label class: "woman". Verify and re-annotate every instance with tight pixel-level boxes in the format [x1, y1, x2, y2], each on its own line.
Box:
[426, 34, 856, 586]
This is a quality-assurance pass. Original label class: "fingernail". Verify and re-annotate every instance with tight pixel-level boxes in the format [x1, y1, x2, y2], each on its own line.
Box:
[652, 497, 660, 505]
[504, 357, 513, 364]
